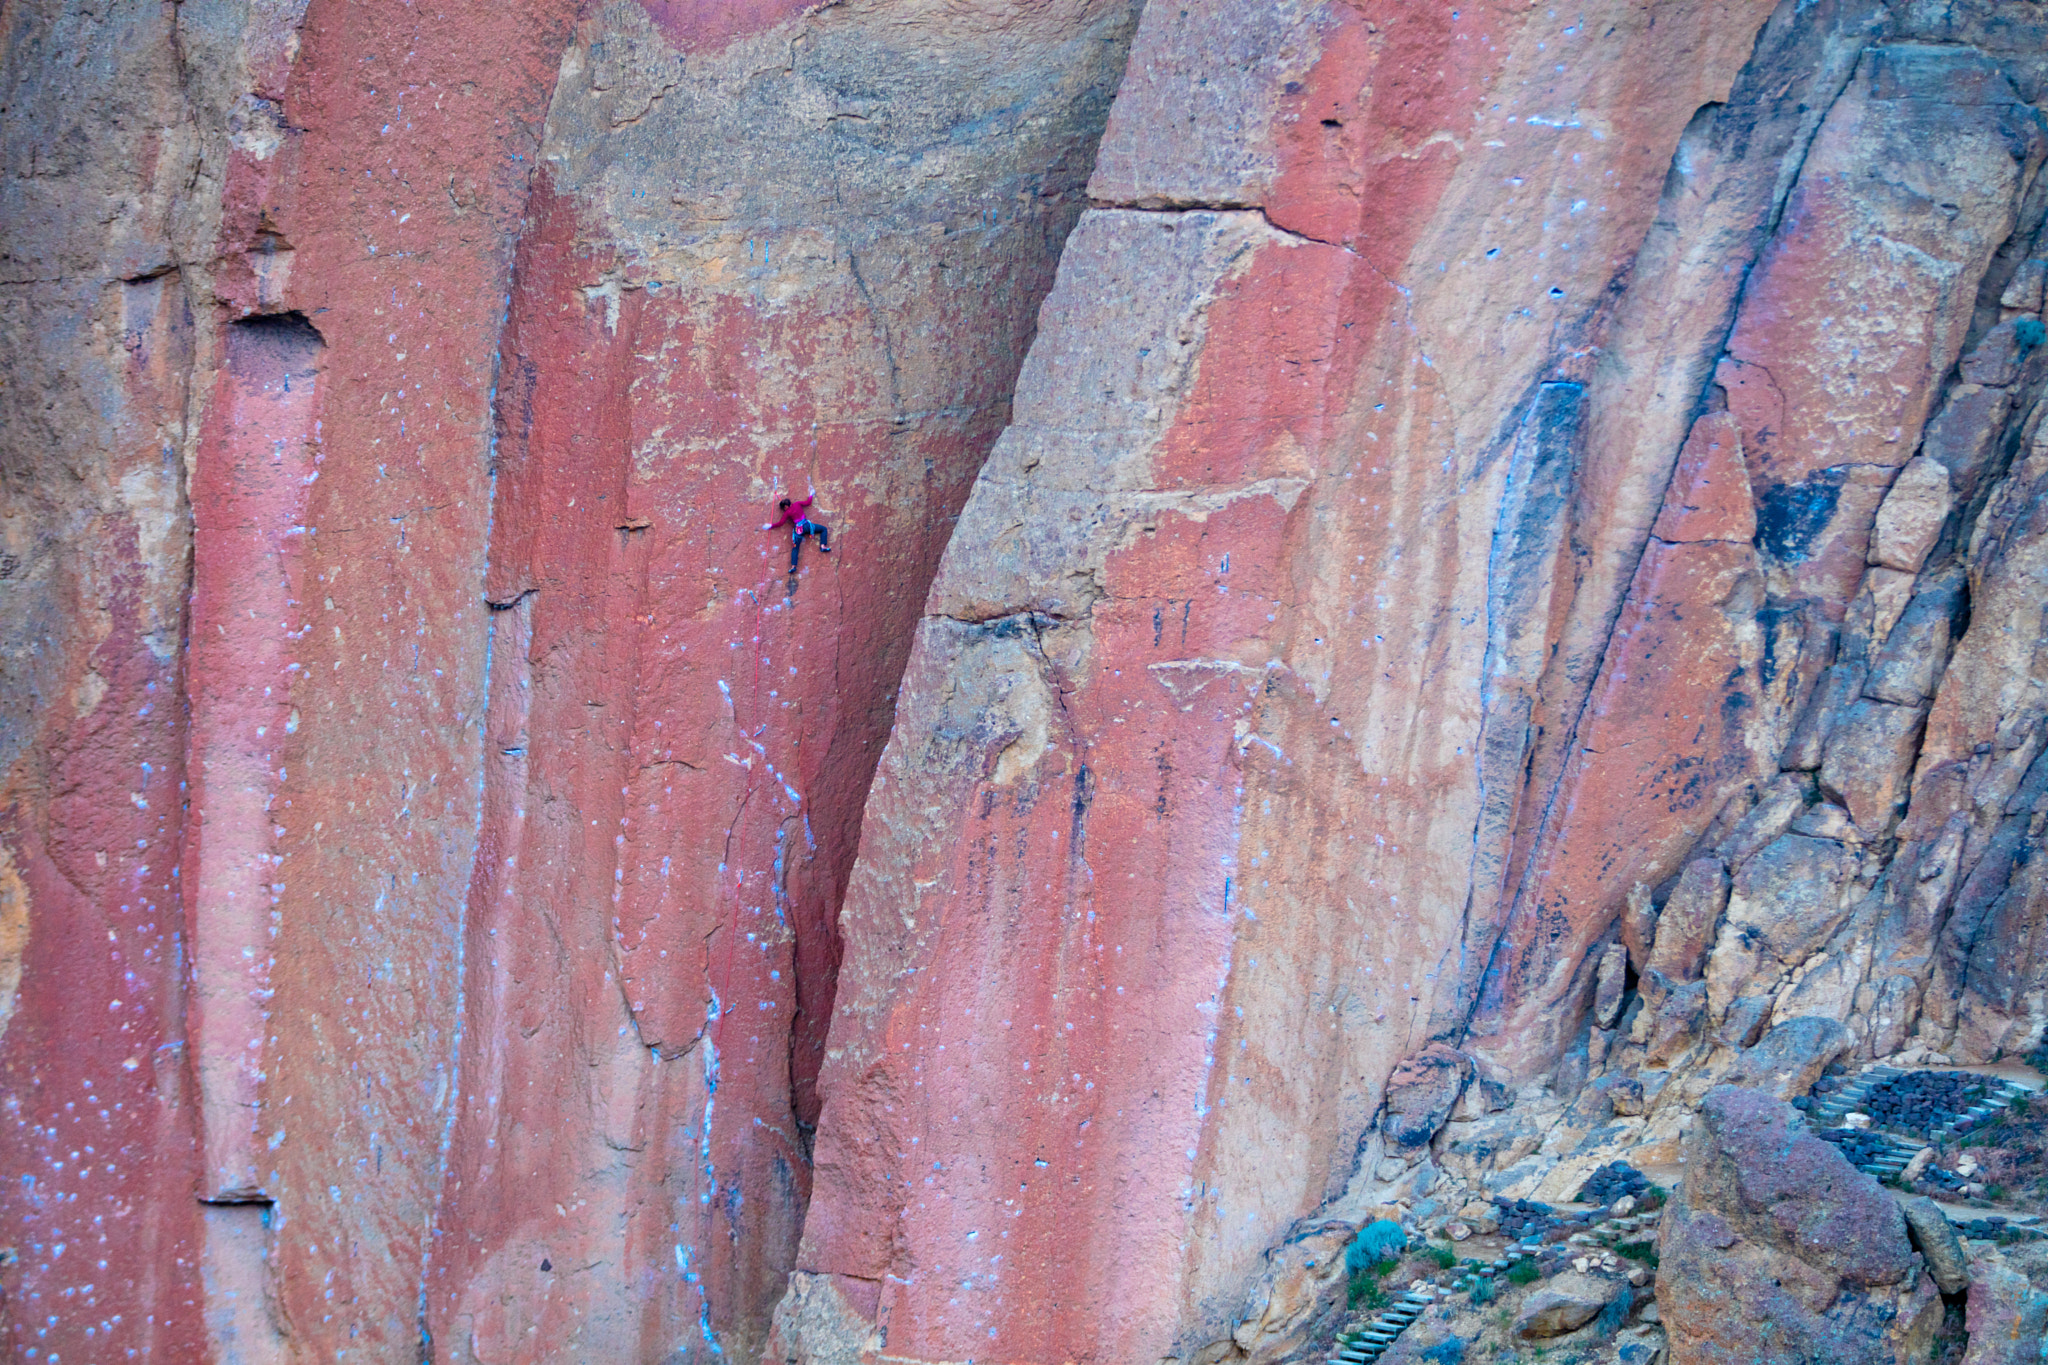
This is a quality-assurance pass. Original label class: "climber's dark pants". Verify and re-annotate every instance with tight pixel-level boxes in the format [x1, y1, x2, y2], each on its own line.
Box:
[790, 519, 829, 571]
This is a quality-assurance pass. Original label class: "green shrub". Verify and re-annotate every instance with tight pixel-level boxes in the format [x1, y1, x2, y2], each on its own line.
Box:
[2017, 316, 2046, 353]
[1349, 1219, 1407, 1272]
[1506, 1258, 1541, 1286]
[1348, 1271, 1388, 1312]
[1468, 1276, 1497, 1305]
[1427, 1244, 1457, 1270]
[1616, 1240, 1659, 1269]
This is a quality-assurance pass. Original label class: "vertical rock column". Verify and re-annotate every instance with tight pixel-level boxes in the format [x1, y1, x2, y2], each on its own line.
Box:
[426, 3, 1141, 1361]
[172, 0, 585, 1357]
[180, 313, 327, 1364]
[790, 0, 1778, 1359]
[183, 313, 325, 1202]
[1, 0, 236, 1358]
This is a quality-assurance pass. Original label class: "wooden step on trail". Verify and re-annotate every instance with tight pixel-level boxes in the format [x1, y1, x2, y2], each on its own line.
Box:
[1326, 1289, 1438, 1364]
[1812, 1064, 2033, 1143]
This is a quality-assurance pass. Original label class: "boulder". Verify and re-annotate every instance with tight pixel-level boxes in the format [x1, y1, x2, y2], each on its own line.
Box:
[1869, 456, 1952, 574]
[1820, 700, 1930, 836]
[1790, 801, 1865, 842]
[2001, 259, 2047, 312]
[1865, 567, 1968, 707]
[1784, 663, 1865, 771]
[1716, 774, 1814, 866]
[1380, 1044, 1476, 1150]
[1719, 1016, 1854, 1100]
[1554, 1073, 1636, 1147]
[1959, 316, 2036, 386]
[1895, 1196, 1968, 1295]
[1716, 995, 1773, 1049]
[1920, 383, 2015, 507]
[1853, 566, 1921, 655]
[1513, 1271, 1621, 1339]
[1595, 943, 1630, 1029]
[1622, 882, 1662, 972]
[1455, 1200, 1502, 1236]
[1707, 834, 1860, 1015]
[1661, 1087, 1941, 1365]
[1451, 1073, 1509, 1121]
[1866, 974, 1924, 1061]
[1646, 979, 1709, 1066]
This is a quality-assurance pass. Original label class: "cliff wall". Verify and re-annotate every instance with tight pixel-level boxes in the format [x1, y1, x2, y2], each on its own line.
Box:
[1, 0, 2046, 1362]
[790, 0, 2048, 1358]
[431, 5, 1137, 1360]
[1, 0, 1137, 1358]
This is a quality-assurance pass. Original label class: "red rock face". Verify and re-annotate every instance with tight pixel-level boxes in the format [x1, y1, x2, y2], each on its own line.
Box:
[421, 5, 1142, 1361]
[184, 312, 326, 1202]
[789, 0, 1799, 1356]
[192, 5, 591, 1358]
[4, 0, 601, 1358]
[4, 0, 1137, 1353]
[791, 2, 2048, 1359]
[1717, 44, 2034, 611]
[3, 6, 232, 1360]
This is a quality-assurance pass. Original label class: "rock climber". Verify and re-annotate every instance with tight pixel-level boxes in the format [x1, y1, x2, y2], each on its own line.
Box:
[768, 495, 831, 572]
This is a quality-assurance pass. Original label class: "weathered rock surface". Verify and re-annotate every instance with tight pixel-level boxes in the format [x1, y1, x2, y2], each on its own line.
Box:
[1896, 1194, 1970, 1295]
[3, 0, 589, 1358]
[1647, 858, 1731, 985]
[1719, 1016, 1855, 1100]
[1962, 1243, 2048, 1365]
[794, 0, 1808, 1353]
[1380, 1044, 1475, 1151]
[6, 0, 2048, 1360]
[1219, 1221, 1357, 1364]
[1512, 1271, 1619, 1339]
[2, 0, 1137, 1359]
[1871, 456, 1953, 575]
[426, 6, 1140, 1360]
[1661, 1088, 1941, 1365]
